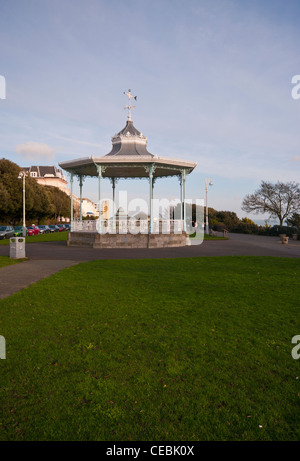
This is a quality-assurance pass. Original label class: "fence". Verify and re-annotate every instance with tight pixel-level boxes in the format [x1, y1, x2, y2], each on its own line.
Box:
[71, 219, 185, 234]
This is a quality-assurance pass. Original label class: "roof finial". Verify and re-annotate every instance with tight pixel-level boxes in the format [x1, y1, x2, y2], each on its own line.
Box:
[123, 89, 137, 121]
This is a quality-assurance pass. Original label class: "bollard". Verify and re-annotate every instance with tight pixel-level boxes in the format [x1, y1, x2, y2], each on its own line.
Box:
[9, 237, 26, 259]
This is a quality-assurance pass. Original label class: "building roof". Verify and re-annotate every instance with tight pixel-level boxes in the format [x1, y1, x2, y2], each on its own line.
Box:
[106, 120, 153, 157]
[23, 165, 67, 180]
[114, 120, 145, 138]
[59, 117, 197, 179]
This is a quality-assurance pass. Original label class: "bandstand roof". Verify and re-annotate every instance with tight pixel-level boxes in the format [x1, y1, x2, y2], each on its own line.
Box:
[59, 118, 197, 179]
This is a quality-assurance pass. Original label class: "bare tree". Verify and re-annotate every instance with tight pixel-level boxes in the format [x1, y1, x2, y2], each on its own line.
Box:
[242, 181, 300, 226]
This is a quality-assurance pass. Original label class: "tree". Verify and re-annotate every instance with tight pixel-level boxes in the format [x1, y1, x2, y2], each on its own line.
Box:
[242, 181, 300, 226]
[0, 158, 54, 224]
[0, 158, 22, 222]
[45, 186, 71, 221]
[216, 210, 240, 230]
[208, 209, 241, 232]
[286, 212, 300, 228]
[241, 217, 256, 225]
[24, 177, 54, 223]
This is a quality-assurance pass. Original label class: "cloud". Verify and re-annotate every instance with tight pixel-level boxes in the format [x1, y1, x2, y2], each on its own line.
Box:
[292, 155, 300, 162]
[15, 141, 56, 161]
[49, 134, 107, 149]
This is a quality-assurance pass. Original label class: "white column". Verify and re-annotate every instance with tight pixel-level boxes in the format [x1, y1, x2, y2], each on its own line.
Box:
[22, 173, 26, 236]
[149, 165, 154, 234]
[112, 178, 116, 216]
[204, 178, 213, 234]
[97, 165, 102, 234]
[182, 169, 186, 232]
[70, 172, 74, 231]
[180, 173, 183, 222]
[79, 175, 83, 221]
[206, 182, 209, 234]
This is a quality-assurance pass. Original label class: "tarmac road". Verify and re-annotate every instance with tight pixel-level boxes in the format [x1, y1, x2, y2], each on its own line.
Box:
[0, 233, 300, 261]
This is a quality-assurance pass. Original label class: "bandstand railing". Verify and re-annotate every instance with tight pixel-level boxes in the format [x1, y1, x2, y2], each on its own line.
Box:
[71, 219, 185, 234]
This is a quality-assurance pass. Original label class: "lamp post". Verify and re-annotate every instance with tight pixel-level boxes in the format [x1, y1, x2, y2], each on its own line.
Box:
[205, 177, 213, 235]
[18, 171, 27, 237]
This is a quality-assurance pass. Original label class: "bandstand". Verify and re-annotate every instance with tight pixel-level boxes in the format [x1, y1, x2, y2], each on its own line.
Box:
[59, 90, 197, 248]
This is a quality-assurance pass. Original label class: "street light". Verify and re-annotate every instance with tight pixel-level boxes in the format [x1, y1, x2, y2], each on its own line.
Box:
[205, 178, 213, 235]
[18, 171, 27, 237]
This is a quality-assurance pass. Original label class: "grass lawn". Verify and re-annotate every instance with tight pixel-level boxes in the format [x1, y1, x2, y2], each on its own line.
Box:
[0, 256, 25, 268]
[0, 232, 68, 245]
[190, 232, 228, 240]
[203, 235, 228, 240]
[0, 256, 299, 441]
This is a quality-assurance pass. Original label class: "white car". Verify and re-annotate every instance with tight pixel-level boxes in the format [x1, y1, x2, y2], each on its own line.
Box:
[37, 225, 51, 234]
[0, 225, 15, 240]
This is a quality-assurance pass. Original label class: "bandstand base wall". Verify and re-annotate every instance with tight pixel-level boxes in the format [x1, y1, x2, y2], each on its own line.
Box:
[67, 232, 187, 248]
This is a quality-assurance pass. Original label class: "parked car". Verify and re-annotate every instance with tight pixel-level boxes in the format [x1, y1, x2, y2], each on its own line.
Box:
[48, 225, 60, 233]
[0, 225, 15, 240]
[56, 224, 66, 232]
[14, 226, 26, 236]
[63, 224, 70, 231]
[27, 226, 40, 236]
[37, 225, 51, 234]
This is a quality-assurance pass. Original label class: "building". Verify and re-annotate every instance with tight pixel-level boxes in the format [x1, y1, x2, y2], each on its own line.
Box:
[81, 198, 109, 219]
[23, 165, 69, 194]
[81, 198, 98, 217]
[23, 164, 102, 218]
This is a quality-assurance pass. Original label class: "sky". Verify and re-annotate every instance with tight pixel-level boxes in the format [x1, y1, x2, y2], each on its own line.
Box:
[1, 0, 300, 223]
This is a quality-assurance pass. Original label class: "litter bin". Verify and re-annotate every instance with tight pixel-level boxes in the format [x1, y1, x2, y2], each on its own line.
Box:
[10, 237, 26, 259]
[279, 234, 286, 242]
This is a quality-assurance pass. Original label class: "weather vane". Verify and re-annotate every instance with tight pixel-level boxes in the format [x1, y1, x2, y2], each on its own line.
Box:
[123, 89, 137, 121]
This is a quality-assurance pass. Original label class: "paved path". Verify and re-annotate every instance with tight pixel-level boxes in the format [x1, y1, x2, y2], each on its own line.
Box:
[1, 233, 299, 260]
[0, 259, 79, 300]
[1, 234, 300, 261]
[0, 233, 299, 300]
